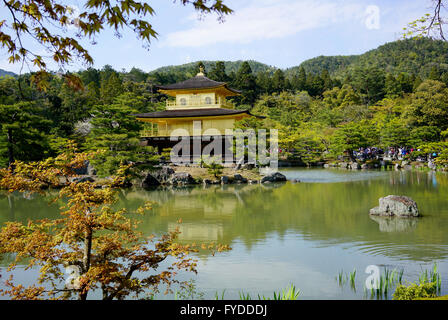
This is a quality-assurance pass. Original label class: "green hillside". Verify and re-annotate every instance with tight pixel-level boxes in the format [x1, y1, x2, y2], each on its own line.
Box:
[146, 39, 448, 83]
[148, 60, 277, 84]
[0, 69, 17, 78]
[286, 55, 357, 77]
[285, 38, 448, 78]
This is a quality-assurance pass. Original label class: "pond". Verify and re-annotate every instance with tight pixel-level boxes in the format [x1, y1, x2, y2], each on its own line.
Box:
[1, 168, 448, 299]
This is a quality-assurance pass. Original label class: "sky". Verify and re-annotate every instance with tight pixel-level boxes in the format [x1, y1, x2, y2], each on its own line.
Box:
[0, 0, 438, 74]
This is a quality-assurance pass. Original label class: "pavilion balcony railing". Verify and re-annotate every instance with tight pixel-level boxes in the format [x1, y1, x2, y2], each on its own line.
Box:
[166, 97, 233, 110]
[140, 128, 168, 137]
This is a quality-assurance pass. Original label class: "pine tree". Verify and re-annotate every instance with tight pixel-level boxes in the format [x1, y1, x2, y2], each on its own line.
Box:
[292, 67, 307, 92]
[256, 71, 273, 94]
[85, 94, 150, 176]
[428, 66, 441, 81]
[272, 69, 286, 93]
[231, 61, 258, 106]
[0, 101, 52, 167]
[208, 61, 229, 82]
[321, 69, 333, 91]
[100, 73, 123, 105]
[385, 73, 402, 98]
[397, 73, 414, 93]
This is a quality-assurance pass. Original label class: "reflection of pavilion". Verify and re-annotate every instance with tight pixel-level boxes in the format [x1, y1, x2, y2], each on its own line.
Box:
[159, 195, 237, 218]
[152, 185, 260, 218]
[168, 222, 223, 241]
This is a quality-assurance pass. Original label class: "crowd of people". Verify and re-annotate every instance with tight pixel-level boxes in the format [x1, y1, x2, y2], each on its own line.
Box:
[352, 147, 435, 161]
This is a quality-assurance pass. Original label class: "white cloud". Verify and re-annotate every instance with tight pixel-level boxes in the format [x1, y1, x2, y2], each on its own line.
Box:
[161, 0, 365, 48]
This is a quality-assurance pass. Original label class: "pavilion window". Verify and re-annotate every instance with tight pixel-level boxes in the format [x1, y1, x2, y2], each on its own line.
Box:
[205, 97, 212, 104]
[180, 98, 187, 106]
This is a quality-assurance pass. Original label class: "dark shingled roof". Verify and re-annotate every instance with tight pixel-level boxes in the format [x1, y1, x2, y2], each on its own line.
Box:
[133, 108, 264, 119]
[157, 75, 241, 94]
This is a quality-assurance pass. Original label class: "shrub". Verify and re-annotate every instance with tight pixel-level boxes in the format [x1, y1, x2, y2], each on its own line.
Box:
[205, 162, 224, 179]
[392, 282, 438, 300]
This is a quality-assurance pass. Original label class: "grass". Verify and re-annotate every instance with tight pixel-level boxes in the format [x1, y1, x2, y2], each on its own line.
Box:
[335, 269, 356, 289]
[363, 264, 440, 300]
[235, 284, 300, 300]
[336, 270, 346, 286]
[367, 267, 405, 299]
[349, 269, 356, 290]
[418, 263, 442, 293]
[214, 290, 226, 300]
[268, 285, 300, 300]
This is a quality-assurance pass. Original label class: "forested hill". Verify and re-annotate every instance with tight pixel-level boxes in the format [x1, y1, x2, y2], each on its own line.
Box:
[1, 38, 446, 82]
[286, 38, 448, 78]
[149, 60, 277, 84]
[0, 69, 16, 77]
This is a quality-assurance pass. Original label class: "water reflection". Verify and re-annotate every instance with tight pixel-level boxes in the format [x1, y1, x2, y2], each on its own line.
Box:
[1, 169, 448, 264]
[369, 216, 419, 233]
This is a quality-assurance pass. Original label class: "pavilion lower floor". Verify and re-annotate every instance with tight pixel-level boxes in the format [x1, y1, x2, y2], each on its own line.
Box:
[142, 135, 233, 162]
[142, 135, 253, 164]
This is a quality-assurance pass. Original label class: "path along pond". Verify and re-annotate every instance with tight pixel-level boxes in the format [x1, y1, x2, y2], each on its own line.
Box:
[1, 168, 448, 299]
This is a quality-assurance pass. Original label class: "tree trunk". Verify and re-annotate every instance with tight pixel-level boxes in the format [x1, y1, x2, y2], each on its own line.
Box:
[7, 128, 14, 169]
[79, 212, 93, 300]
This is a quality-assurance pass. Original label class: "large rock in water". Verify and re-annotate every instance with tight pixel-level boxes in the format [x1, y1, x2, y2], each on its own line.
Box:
[152, 166, 175, 183]
[141, 166, 175, 188]
[141, 173, 161, 188]
[168, 172, 196, 185]
[261, 172, 287, 183]
[369, 195, 419, 217]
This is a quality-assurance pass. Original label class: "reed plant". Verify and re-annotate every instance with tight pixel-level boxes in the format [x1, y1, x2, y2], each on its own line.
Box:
[238, 284, 300, 300]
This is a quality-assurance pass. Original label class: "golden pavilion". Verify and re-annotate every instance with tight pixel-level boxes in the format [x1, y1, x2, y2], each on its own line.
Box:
[134, 67, 262, 154]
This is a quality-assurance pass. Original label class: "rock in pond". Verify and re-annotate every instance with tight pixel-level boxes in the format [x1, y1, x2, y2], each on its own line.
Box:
[233, 174, 248, 183]
[261, 172, 287, 183]
[141, 173, 161, 188]
[349, 162, 361, 170]
[142, 166, 176, 188]
[369, 195, 419, 217]
[153, 166, 175, 183]
[221, 176, 229, 184]
[168, 172, 196, 186]
[203, 179, 213, 185]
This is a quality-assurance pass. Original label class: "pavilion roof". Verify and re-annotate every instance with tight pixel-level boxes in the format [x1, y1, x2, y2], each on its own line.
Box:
[133, 108, 264, 119]
[157, 74, 240, 96]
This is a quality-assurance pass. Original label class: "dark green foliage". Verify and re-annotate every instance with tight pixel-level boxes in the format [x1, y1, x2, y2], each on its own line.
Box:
[330, 122, 370, 160]
[231, 62, 258, 106]
[351, 66, 386, 104]
[85, 92, 157, 177]
[208, 61, 230, 82]
[0, 101, 53, 167]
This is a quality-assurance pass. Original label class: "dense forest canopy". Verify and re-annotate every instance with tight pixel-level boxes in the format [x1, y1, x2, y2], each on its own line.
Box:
[1, 38, 448, 172]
